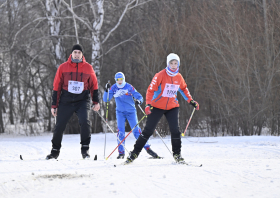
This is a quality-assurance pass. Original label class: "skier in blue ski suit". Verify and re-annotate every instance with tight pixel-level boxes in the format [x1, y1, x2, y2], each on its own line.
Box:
[103, 72, 159, 159]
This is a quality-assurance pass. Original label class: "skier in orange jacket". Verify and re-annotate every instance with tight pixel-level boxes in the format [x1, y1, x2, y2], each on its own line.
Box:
[125, 53, 199, 164]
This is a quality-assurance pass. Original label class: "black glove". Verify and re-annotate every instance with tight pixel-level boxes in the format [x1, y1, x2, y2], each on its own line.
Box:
[189, 100, 198, 108]
[135, 99, 142, 105]
[105, 83, 111, 92]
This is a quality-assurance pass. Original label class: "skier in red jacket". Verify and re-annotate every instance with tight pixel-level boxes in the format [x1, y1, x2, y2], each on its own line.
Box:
[125, 53, 199, 164]
[46, 44, 100, 160]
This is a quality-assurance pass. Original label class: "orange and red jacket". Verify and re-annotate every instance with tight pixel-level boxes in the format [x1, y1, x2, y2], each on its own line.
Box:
[51, 55, 99, 108]
[146, 69, 193, 110]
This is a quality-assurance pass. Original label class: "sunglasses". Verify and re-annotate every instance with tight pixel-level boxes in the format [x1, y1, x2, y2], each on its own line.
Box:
[115, 78, 123, 81]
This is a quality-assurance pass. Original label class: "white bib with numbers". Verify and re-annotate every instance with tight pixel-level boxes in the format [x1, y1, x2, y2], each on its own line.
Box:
[68, 80, 84, 94]
[162, 83, 179, 98]
[113, 89, 128, 98]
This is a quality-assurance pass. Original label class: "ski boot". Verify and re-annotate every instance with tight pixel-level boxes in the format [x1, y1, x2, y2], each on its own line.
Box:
[46, 148, 60, 160]
[81, 145, 90, 159]
[146, 148, 161, 159]
[173, 154, 185, 164]
[117, 153, 125, 159]
[123, 151, 138, 165]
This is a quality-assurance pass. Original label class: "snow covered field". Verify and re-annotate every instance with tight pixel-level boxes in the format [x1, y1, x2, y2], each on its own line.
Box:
[0, 133, 279, 198]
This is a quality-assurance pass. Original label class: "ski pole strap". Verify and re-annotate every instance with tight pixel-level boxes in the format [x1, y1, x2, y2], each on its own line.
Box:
[182, 107, 196, 137]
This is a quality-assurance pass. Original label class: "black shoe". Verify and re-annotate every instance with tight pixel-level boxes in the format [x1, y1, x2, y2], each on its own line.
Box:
[117, 154, 125, 159]
[46, 149, 60, 160]
[173, 154, 185, 163]
[81, 145, 90, 159]
[146, 148, 160, 158]
[125, 151, 138, 164]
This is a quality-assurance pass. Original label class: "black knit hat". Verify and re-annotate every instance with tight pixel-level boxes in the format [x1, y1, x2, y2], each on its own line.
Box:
[72, 44, 83, 53]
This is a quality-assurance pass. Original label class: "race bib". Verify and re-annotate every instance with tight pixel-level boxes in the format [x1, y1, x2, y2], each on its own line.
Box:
[113, 89, 128, 98]
[162, 83, 179, 98]
[68, 80, 84, 94]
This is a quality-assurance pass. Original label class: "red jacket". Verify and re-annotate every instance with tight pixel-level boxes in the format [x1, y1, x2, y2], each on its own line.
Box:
[146, 69, 193, 110]
[52, 55, 99, 108]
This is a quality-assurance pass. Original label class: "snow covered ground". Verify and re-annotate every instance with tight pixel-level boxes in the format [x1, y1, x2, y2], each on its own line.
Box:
[0, 133, 279, 198]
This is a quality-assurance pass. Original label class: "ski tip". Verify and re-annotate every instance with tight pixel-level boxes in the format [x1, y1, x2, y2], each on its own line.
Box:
[190, 163, 203, 167]
[94, 155, 97, 161]
[20, 155, 23, 160]
[181, 133, 185, 137]
[148, 156, 163, 159]
[105, 157, 108, 160]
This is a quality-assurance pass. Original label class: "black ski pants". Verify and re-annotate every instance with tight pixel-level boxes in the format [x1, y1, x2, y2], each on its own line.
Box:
[133, 107, 182, 155]
[52, 100, 91, 150]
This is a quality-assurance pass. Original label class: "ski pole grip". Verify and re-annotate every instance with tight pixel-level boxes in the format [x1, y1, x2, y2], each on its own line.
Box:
[106, 80, 111, 92]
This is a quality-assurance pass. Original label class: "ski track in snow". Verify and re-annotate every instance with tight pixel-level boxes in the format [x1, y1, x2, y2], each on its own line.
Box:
[0, 133, 280, 198]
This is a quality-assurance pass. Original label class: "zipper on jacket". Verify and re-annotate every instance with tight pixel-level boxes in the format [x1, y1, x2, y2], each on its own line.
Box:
[81, 72, 83, 81]
[165, 77, 173, 110]
[76, 63, 78, 81]
[70, 72, 72, 80]
[165, 98, 170, 110]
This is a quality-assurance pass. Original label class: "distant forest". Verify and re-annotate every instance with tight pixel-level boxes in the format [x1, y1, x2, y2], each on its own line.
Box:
[1, 0, 280, 136]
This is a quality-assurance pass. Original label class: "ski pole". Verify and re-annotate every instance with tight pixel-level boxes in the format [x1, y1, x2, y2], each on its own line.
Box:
[54, 109, 57, 124]
[181, 107, 196, 137]
[104, 80, 110, 159]
[106, 114, 147, 160]
[137, 104, 173, 156]
[95, 110, 129, 153]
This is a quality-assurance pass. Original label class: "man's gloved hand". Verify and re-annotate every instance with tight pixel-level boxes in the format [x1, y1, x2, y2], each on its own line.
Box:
[91, 103, 100, 111]
[135, 99, 142, 105]
[105, 83, 111, 92]
[51, 108, 57, 117]
[189, 100, 199, 110]
[145, 104, 152, 115]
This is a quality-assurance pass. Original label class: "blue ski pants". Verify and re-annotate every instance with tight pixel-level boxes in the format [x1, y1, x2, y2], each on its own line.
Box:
[116, 111, 150, 154]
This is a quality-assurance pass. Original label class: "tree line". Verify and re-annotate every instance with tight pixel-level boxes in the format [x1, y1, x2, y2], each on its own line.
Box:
[0, 0, 280, 136]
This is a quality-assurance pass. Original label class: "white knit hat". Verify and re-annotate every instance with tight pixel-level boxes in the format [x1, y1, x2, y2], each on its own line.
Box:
[166, 53, 180, 66]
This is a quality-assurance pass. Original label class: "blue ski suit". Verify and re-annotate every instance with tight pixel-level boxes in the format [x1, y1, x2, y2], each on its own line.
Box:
[103, 83, 150, 154]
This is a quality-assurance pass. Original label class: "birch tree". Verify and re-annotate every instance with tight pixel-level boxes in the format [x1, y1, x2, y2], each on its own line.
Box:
[59, 0, 153, 132]
[45, 0, 65, 68]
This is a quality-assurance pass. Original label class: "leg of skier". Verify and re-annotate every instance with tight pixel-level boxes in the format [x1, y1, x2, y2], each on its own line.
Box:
[126, 108, 164, 163]
[116, 111, 126, 159]
[47, 103, 75, 159]
[164, 107, 184, 163]
[76, 100, 91, 159]
[127, 112, 160, 158]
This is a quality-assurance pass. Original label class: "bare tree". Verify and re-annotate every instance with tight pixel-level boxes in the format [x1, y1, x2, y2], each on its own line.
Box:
[45, 0, 65, 68]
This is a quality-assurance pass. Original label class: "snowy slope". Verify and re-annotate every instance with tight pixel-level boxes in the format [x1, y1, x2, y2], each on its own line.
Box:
[0, 133, 279, 198]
